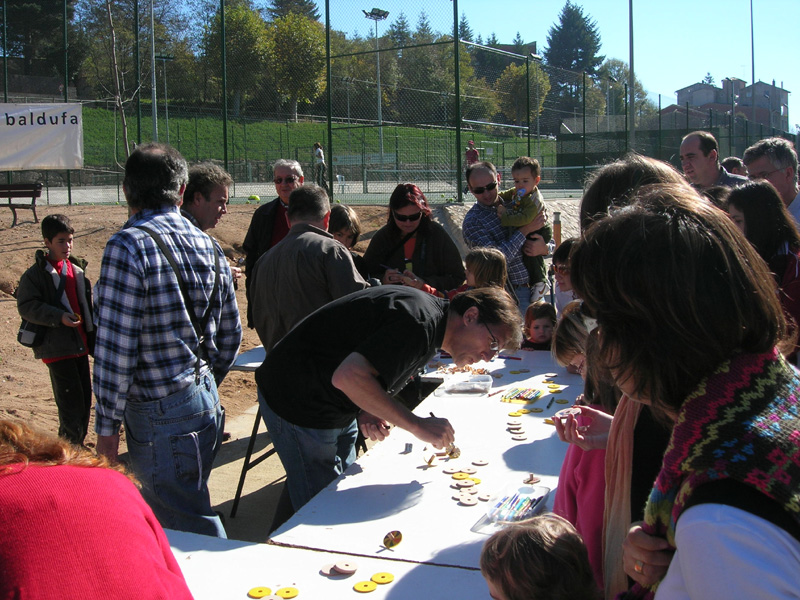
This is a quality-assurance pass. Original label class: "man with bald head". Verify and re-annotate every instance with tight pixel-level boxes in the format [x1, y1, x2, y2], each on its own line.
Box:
[679, 131, 747, 190]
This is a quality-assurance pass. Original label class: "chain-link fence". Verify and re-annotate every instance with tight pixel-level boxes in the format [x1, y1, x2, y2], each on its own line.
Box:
[1, 0, 796, 205]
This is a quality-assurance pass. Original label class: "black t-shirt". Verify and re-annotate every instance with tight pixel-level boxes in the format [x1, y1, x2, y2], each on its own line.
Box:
[256, 287, 448, 429]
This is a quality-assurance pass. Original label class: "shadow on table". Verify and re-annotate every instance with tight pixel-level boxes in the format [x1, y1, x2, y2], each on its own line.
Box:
[383, 539, 487, 599]
[501, 433, 568, 477]
[289, 481, 425, 526]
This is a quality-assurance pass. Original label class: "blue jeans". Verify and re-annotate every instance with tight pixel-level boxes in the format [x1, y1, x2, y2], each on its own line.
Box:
[124, 372, 226, 538]
[258, 389, 358, 512]
[514, 282, 549, 317]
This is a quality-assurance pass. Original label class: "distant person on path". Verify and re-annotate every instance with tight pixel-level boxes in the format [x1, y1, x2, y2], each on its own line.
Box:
[465, 140, 479, 166]
[182, 162, 242, 284]
[242, 159, 304, 327]
[16, 214, 95, 446]
[256, 286, 522, 515]
[250, 184, 370, 352]
[743, 137, 800, 226]
[679, 131, 747, 190]
[462, 160, 548, 316]
[313, 142, 327, 189]
[93, 143, 241, 538]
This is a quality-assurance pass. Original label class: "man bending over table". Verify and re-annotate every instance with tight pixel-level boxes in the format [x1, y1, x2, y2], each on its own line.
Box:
[256, 286, 522, 517]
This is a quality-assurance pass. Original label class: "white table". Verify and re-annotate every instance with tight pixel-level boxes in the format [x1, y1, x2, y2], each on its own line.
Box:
[270, 350, 581, 570]
[231, 345, 267, 372]
[168, 528, 489, 600]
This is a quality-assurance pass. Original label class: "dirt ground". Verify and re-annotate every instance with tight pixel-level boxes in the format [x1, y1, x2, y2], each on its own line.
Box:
[0, 202, 389, 448]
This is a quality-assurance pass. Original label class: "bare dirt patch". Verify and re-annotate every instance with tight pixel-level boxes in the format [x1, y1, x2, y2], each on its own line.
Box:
[0, 203, 389, 445]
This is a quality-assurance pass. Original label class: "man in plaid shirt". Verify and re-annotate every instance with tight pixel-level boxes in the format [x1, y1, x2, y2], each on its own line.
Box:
[94, 143, 241, 538]
[462, 160, 548, 316]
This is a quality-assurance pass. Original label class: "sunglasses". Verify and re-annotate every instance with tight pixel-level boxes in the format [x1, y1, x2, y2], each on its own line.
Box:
[393, 211, 423, 222]
[471, 181, 498, 195]
[274, 175, 299, 184]
[553, 264, 571, 276]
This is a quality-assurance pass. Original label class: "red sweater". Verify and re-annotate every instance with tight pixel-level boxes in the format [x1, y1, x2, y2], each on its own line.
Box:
[0, 464, 192, 599]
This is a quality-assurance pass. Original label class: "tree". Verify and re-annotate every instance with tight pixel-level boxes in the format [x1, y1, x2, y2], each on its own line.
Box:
[544, 1, 604, 74]
[458, 12, 473, 43]
[597, 58, 657, 125]
[702, 72, 715, 85]
[543, 1, 604, 125]
[511, 33, 525, 55]
[202, 1, 269, 116]
[265, 0, 320, 22]
[494, 61, 551, 125]
[387, 12, 412, 48]
[265, 13, 326, 121]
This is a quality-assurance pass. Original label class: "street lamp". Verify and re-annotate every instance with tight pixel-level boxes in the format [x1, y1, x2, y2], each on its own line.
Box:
[155, 54, 174, 144]
[363, 7, 389, 163]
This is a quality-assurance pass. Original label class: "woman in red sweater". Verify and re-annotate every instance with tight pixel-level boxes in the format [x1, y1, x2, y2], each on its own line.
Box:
[0, 420, 193, 600]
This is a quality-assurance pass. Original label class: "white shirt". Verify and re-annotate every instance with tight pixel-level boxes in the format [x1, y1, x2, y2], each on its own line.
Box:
[655, 504, 800, 600]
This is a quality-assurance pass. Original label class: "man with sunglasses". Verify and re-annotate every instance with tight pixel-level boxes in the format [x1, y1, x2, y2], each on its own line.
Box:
[462, 161, 548, 315]
[242, 159, 304, 327]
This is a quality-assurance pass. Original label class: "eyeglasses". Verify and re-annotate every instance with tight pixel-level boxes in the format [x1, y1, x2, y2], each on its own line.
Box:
[553, 263, 571, 276]
[274, 175, 299, 185]
[393, 211, 423, 222]
[470, 181, 498, 195]
[747, 167, 785, 180]
[482, 321, 500, 354]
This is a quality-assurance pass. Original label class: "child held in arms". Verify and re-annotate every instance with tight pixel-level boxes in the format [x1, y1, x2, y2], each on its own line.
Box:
[497, 157, 553, 302]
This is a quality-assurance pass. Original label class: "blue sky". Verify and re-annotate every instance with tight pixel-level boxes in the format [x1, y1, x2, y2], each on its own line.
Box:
[318, 0, 800, 133]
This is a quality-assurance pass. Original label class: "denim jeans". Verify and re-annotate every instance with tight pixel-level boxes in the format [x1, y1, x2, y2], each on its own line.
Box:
[258, 389, 358, 512]
[124, 372, 226, 538]
[514, 282, 549, 317]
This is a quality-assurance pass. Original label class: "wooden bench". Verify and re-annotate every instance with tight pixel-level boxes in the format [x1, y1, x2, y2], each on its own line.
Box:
[0, 183, 42, 227]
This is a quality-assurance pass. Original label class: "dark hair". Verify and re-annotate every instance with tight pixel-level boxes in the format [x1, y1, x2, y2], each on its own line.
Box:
[450, 287, 523, 350]
[329, 204, 362, 245]
[466, 160, 498, 187]
[682, 130, 718, 157]
[183, 162, 232, 206]
[721, 156, 745, 172]
[511, 156, 541, 179]
[701, 185, 731, 209]
[580, 154, 689, 231]
[386, 183, 432, 234]
[287, 185, 329, 223]
[571, 183, 787, 419]
[480, 514, 600, 600]
[743, 136, 799, 177]
[724, 180, 800, 264]
[552, 238, 575, 265]
[123, 142, 188, 210]
[41, 214, 73, 240]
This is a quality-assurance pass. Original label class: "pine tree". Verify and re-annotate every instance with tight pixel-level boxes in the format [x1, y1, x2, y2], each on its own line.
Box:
[388, 12, 412, 48]
[458, 12, 473, 42]
[543, 1, 604, 128]
[265, 0, 320, 22]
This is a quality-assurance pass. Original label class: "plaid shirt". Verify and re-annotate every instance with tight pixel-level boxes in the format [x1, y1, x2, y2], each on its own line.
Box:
[93, 206, 241, 436]
[461, 201, 529, 285]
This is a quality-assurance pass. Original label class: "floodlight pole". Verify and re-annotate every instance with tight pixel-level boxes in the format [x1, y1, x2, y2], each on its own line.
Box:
[150, 0, 157, 140]
[364, 8, 389, 164]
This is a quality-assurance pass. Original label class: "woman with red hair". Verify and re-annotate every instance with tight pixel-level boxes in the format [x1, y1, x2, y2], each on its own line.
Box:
[364, 183, 465, 290]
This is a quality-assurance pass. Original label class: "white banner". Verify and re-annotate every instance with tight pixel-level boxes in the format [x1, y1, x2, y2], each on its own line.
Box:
[0, 103, 84, 170]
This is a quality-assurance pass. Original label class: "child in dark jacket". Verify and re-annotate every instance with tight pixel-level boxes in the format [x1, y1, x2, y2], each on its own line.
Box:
[16, 214, 94, 445]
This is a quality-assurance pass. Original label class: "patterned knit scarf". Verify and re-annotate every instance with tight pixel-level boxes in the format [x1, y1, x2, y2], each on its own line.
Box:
[620, 349, 800, 600]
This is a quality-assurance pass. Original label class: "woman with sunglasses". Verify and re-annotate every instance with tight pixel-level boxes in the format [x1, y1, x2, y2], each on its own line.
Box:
[364, 183, 465, 290]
